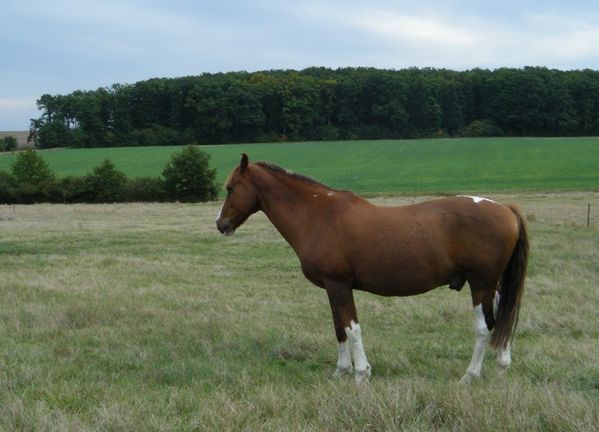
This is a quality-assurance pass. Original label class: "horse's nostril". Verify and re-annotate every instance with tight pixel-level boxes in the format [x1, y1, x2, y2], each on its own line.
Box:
[216, 219, 232, 235]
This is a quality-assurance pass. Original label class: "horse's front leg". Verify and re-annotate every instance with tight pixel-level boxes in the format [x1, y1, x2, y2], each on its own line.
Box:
[325, 280, 371, 383]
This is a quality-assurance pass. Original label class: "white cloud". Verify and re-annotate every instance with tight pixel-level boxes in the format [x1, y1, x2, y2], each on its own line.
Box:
[346, 10, 478, 48]
[291, 2, 599, 69]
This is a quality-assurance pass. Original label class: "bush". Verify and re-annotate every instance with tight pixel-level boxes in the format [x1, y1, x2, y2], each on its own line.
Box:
[5, 150, 57, 203]
[0, 136, 18, 152]
[10, 150, 55, 185]
[124, 177, 167, 202]
[162, 145, 217, 202]
[460, 119, 505, 137]
[431, 129, 450, 138]
[56, 176, 91, 203]
[84, 159, 127, 203]
[0, 171, 17, 203]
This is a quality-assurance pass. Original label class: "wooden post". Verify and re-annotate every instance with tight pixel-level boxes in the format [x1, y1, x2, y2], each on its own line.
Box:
[588, 204, 591, 229]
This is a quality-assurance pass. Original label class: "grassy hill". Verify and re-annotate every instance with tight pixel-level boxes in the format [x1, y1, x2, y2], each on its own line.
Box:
[1, 137, 598, 194]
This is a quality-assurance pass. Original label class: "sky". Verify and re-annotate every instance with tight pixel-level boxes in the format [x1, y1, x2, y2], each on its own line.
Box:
[1, 0, 599, 130]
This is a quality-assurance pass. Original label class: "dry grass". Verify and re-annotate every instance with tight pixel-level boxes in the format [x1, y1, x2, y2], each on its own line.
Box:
[0, 192, 598, 431]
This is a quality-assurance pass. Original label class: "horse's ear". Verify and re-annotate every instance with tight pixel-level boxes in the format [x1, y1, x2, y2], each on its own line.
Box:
[240, 153, 249, 173]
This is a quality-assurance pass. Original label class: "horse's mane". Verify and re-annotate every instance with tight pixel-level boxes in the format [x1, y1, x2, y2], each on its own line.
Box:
[255, 161, 329, 189]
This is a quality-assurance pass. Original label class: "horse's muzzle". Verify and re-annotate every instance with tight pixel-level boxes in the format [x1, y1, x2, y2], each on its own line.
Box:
[216, 218, 235, 236]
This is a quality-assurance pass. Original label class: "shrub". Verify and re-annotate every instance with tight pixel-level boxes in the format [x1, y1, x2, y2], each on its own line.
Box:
[6, 150, 56, 203]
[0, 171, 17, 203]
[84, 159, 127, 203]
[0, 136, 18, 152]
[10, 150, 55, 185]
[162, 145, 217, 202]
[124, 177, 167, 202]
[460, 119, 505, 137]
[56, 176, 91, 203]
[431, 129, 450, 138]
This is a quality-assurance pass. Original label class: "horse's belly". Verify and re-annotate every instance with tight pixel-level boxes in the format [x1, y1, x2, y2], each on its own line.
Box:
[354, 249, 456, 296]
[353, 261, 451, 297]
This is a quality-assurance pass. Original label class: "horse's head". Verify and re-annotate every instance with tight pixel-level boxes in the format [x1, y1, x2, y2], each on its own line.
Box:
[216, 153, 260, 236]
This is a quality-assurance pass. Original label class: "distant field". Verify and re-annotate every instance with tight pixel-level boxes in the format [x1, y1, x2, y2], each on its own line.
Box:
[1, 138, 599, 194]
[0, 131, 31, 148]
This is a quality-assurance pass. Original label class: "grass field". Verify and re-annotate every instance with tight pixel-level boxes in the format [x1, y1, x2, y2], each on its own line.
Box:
[1, 137, 599, 195]
[1, 192, 598, 430]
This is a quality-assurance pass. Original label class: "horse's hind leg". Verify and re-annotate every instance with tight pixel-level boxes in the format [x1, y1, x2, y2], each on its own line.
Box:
[460, 285, 496, 383]
[325, 280, 371, 383]
[494, 291, 512, 371]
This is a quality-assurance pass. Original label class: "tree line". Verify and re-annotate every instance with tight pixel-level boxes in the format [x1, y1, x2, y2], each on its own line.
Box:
[29, 67, 599, 148]
[0, 146, 217, 204]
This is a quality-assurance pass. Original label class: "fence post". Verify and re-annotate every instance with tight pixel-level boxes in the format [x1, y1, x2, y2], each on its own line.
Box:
[588, 204, 591, 229]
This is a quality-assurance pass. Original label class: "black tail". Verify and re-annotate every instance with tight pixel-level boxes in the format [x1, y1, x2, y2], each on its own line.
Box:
[490, 206, 529, 349]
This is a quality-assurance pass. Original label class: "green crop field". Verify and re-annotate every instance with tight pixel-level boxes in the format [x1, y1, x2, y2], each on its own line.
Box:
[1, 193, 598, 430]
[1, 137, 599, 195]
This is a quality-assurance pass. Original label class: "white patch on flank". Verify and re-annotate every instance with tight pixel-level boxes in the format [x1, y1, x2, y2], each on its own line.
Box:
[345, 321, 371, 382]
[327, 191, 334, 196]
[313, 194, 319, 198]
[461, 304, 490, 383]
[458, 195, 497, 204]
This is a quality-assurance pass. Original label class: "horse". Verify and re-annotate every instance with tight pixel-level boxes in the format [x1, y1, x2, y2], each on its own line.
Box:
[216, 154, 528, 383]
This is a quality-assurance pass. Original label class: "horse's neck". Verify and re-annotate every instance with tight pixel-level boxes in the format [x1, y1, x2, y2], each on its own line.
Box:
[254, 172, 330, 249]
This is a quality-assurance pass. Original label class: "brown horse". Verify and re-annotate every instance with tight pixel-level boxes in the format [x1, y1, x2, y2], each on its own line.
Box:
[216, 154, 528, 383]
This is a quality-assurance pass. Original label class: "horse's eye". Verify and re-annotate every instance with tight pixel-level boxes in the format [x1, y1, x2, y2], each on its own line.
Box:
[226, 186, 233, 194]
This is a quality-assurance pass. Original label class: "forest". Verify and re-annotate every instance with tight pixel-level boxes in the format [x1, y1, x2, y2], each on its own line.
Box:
[29, 67, 599, 148]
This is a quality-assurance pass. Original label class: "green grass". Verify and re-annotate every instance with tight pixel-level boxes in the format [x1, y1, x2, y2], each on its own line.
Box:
[1, 138, 599, 194]
[0, 193, 598, 430]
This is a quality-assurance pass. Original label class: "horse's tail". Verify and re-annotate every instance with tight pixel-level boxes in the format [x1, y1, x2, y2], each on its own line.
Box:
[490, 206, 529, 350]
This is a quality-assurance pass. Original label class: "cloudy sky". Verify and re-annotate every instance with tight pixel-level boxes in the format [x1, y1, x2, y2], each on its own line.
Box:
[1, 0, 599, 130]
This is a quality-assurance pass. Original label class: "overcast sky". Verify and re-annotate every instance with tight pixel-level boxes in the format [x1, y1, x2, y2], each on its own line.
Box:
[1, 0, 599, 130]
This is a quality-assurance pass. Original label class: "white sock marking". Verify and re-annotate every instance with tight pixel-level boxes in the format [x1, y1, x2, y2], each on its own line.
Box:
[496, 341, 512, 369]
[463, 304, 490, 380]
[336, 340, 352, 373]
[345, 321, 371, 381]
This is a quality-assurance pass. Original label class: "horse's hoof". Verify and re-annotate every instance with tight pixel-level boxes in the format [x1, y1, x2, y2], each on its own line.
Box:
[459, 372, 479, 384]
[496, 362, 511, 375]
[354, 365, 372, 384]
[332, 367, 353, 379]
[496, 353, 511, 371]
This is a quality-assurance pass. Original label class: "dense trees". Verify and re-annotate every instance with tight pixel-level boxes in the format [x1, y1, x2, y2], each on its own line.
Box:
[29, 67, 599, 148]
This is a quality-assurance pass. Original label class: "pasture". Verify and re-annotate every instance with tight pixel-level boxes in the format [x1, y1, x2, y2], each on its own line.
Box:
[1, 137, 599, 194]
[1, 192, 598, 430]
